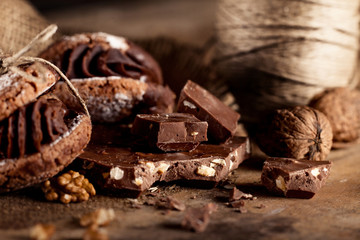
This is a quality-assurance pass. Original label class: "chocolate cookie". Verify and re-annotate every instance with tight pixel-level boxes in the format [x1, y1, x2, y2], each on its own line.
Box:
[0, 63, 57, 122]
[0, 63, 92, 192]
[40, 32, 175, 123]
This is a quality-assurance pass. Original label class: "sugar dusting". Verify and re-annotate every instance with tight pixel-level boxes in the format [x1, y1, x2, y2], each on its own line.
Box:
[72, 76, 129, 82]
[104, 34, 129, 51]
[63, 33, 129, 51]
[0, 72, 18, 91]
[87, 89, 145, 122]
[84, 81, 146, 122]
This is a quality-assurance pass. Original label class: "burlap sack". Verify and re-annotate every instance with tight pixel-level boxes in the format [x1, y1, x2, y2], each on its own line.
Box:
[0, 0, 51, 56]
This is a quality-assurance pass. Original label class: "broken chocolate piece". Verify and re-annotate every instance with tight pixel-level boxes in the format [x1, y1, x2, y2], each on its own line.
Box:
[131, 113, 208, 152]
[261, 157, 331, 199]
[156, 196, 186, 211]
[234, 207, 248, 213]
[230, 200, 245, 208]
[181, 203, 217, 233]
[229, 187, 242, 202]
[177, 80, 240, 143]
[77, 124, 250, 195]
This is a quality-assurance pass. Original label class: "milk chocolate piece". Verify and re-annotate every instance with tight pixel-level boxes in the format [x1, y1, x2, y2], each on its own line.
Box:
[131, 113, 208, 152]
[177, 80, 240, 143]
[77, 127, 250, 195]
[261, 158, 331, 199]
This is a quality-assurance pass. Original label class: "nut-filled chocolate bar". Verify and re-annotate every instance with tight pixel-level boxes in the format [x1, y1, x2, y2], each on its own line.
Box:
[261, 158, 331, 199]
[77, 124, 250, 196]
[131, 113, 208, 152]
[177, 80, 240, 143]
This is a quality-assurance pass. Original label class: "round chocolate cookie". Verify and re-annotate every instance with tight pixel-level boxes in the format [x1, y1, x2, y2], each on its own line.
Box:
[0, 63, 92, 192]
[40, 33, 175, 122]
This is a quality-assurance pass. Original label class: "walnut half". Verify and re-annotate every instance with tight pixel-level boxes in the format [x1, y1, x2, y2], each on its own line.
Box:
[42, 170, 96, 204]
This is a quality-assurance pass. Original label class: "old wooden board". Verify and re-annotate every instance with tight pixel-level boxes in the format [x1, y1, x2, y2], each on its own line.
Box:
[0, 142, 359, 240]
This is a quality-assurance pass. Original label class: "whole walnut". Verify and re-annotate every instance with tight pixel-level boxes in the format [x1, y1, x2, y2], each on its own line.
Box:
[309, 87, 360, 144]
[257, 106, 333, 161]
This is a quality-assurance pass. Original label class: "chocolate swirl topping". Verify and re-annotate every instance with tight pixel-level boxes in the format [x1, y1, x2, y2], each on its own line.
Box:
[0, 97, 69, 159]
[50, 36, 163, 84]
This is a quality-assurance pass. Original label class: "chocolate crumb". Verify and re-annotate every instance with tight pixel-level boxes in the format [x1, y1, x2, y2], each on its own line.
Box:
[223, 184, 236, 190]
[256, 204, 266, 209]
[144, 199, 157, 206]
[100, 150, 108, 155]
[229, 187, 242, 202]
[230, 200, 245, 208]
[234, 207, 248, 214]
[229, 187, 255, 201]
[156, 196, 186, 211]
[181, 203, 217, 233]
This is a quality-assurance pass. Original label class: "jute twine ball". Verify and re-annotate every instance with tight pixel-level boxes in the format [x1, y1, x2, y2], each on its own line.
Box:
[215, 0, 360, 126]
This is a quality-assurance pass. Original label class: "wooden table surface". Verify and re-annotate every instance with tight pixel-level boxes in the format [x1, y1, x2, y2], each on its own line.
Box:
[0, 141, 359, 239]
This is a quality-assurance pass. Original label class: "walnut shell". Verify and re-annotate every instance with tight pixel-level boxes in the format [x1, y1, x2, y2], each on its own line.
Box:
[309, 87, 360, 144]
[257, 106, 333, 161]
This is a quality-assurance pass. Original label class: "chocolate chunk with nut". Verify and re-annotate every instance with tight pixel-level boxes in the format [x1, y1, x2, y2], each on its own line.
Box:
[261, 157, 331, 199]
[77, 124, 250, 196]
[256, 106, 333, 161]
[131, 113, 208, 152]
[177, 80, 240, 143]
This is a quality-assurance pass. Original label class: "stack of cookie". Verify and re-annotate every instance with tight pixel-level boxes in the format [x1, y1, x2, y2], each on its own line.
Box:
[0, 62, 91, 192]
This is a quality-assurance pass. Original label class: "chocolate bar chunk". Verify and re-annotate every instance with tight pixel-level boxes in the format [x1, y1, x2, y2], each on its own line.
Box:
[77, 132, 250, 196]
[177, 80, 240, 143]
[261, 158, 331, 199]
[131, 113, 208, 152]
